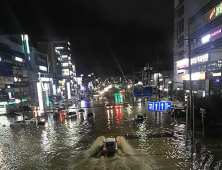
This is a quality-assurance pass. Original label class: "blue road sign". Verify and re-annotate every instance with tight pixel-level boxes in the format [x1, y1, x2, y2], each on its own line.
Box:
[148, 102, 153, 111]
[165, 101, 172, 111]
[134, 87, 152, 97]
[147, 101, 171, 111]
[153, 102, 160, 111]
[159, 102, 165, 111]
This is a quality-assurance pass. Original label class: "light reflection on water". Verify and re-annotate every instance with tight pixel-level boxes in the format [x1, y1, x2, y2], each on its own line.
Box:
[0, 97, 221, 169]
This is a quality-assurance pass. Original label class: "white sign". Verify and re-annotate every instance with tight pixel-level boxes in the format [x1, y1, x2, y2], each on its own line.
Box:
[40, 77, 52, 81]
[213, 72, 221, 76]
[177, 59, 189, 69]
[201, 34, 211, 44]
[55, 47, 64, 49]
[191, 53, 208, 65]
[39, 66, 47, 71]
[15, 57, 23, 62]
[177, 69, 185, 74]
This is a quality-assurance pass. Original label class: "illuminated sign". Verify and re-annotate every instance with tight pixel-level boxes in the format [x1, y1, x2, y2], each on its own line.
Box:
[182, 72, 205, 81]
[201, 34, 211, 43]
[210, 8, 216, 20]
[67, 82, 71, 99]
[201, 29, 222, 44]
[62, 69, 69, 76]
[40, 77, 52, 81]
[211, 29, 221, 36]
[213, 72, 221, 76]
[39, 66, 47, 71]
[55, 47, 64, 49]
[62, 55, 68, 58]
[177, 59, 189, 69]
[62, 63, 69, 67]
[15, 57, 23, 62]
[215, 78, 221, 83]
[215, 3, 222, 16]
[191, 53, 208, 65]
[177, 69, 185, 74]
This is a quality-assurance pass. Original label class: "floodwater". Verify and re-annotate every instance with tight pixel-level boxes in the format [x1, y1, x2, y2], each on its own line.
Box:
[0, 94, 221, 170]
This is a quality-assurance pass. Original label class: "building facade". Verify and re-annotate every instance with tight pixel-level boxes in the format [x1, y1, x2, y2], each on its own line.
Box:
[0, 34, 31, 113]
[37, 37, 76, 100]
[173, 0, 222, 97]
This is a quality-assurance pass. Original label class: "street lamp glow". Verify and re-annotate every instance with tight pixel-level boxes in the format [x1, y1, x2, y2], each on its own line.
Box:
[168, 81, 172, 84]
[127, 85, 131, 89]
[138, 81, 143, 85]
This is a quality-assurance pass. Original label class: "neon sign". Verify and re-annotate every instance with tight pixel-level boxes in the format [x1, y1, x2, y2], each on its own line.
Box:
[210, 8, 216, 20]
[201, 29, 222, 44]
[215, 3, 222, 16]
[211, 29, 221, 36]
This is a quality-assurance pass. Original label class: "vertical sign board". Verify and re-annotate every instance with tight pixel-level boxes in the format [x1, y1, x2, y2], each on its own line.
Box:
[165, 102, 171, 111]
[147, 101, 172, 111]
[159, 102, 166, 111]
[148, 102, 153, 111]
[153, 102, 160, 111]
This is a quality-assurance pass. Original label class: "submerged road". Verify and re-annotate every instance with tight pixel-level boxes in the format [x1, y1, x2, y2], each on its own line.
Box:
[0, 95, 221, 169]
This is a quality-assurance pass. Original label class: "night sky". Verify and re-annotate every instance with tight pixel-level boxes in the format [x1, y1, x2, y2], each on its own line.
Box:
[1, 0, 174, 77]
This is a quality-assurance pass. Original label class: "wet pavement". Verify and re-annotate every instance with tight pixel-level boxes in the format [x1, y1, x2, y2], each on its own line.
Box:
[0, 94, 221, 170]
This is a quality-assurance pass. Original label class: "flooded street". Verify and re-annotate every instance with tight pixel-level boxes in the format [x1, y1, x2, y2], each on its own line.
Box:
[0, 95, 221, 170]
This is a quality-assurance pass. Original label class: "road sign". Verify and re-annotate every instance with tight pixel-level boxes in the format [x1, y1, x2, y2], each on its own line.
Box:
[148, 102, 153, 111]
[153, 102, 159, 111]
[165, 101, 171, 111]
[160, 102, 165, 111]
[134, 87, 152, 97]
[147, 101, 171, 111]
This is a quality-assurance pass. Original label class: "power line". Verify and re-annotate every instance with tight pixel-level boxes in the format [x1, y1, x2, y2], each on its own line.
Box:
[161, 47, 174, 61]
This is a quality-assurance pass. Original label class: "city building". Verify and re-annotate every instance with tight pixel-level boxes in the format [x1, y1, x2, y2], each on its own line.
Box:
[0, 34, 31, 113]
[37, 37, 76, 100]
[29, 47, 54, 111]
[173, 0, 222, 97]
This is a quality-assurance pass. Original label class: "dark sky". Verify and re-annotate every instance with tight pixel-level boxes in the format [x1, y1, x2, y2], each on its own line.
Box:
[1, 0, 174, 77]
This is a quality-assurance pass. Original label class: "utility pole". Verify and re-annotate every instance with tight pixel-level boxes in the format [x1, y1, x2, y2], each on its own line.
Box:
[157, 54, 160, 101]
[16, 62, 25, 127]
[188, 24, 195, 151]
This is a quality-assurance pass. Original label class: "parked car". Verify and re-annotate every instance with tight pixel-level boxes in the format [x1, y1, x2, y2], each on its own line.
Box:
[134, 114, 144, 121]
[65, 112, 76, 118]
[25, 118, 36, 125]
[10, 120, 28, 128]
